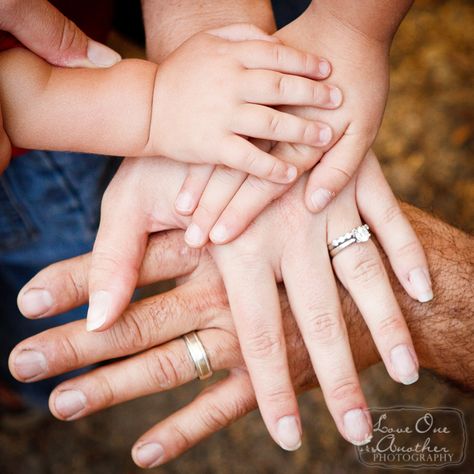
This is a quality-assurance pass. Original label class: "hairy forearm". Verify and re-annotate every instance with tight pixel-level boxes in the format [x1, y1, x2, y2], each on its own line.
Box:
[310, 0, 413, 44]
[0, 48, 159, 156]
[141, 0, 275, 63]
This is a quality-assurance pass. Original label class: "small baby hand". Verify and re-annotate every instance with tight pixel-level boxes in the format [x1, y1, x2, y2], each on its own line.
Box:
[148, 24, 342, 184]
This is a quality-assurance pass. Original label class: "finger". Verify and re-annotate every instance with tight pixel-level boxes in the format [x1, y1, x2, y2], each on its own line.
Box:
[3, 0, 121, 68]
[214, 254, 302, 451]
[356, 153, 433, 303]
[17, 230, 200, 319]
[305, 133, 368, 212]
[210, 141, 322, 244]
[282, 237, 372, 446]
[206, 23, 281, 43]
[48, 328, 240, 420]
[219, 136, 297, 184]
[233, 104, 332, 147]
[11, 281, 221, 382]
[234, 39, 331, 80]
[210, 177, 286, 244]
[86, 196, 150, 331]
[242, 69, 342, 108]
[330, 220, 420, 386]
[175, 164, 214, 215]
[184, 167, 246, 248]
[132, 370, 255, 469]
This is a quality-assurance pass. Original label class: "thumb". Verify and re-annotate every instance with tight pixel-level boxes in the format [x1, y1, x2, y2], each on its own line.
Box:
[3, 0, 121, 68]
[206, 23, 280, 43]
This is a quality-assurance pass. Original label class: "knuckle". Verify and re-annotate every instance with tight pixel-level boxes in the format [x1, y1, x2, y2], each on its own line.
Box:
[271, 44, 283, 66]
[376, 314, 406, 339]
[267, 112, 282, 136]
[262, 385, 295, 407]
[53, 335, 82, 370]
[92, 372, 116, 407]
[329, 377, 361, 402]
[146, 348, 183, 389]
[302, 121, 319, 143]
[382, 202, 404, 226]
[196, 399, 234, 432]
[51, 17, 85, 63]
[395, 239, 423, 260]
[347, 252, 384, 286]
[305, 310, 343, 344]
[107, 311, 152, 353]
[243, 329, 284, 359]
[169, 422, 193, 451]
[273, 74, 288, 99]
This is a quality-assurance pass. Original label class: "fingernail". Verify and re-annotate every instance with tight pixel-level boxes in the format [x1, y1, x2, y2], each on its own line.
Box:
[184, 223, 204, 247]
[408, 268, 433, 303]
[276, 416, 302, 451]
[19, 289, 53, 317]
[87, 40, 122, 67]
[86, 290, 111, 331]
[343, 409, 373, 446]
[210, 224, 228, 244]
[54, 389, 87, 420]
[286, 165, 297, 182]
[318, 126, 332, 145]
[13, 350, 47, 381]
[310, 188, 335, 211]
[134, 443, 165, 468]
[390, 344, 419, 385]
[319, 59, 330, 76]
[329, 86, 343, 106]
[175, 192, 194, 213]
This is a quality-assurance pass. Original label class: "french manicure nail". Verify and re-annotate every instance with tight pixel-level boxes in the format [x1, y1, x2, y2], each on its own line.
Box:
[13, 350, 47, 381]
[319, 59, 330, 76]
[86, 290, 111, 331]
[408, 267, 433, 303]
[185, 223, 204, 247]
[87, 40, 122, 67]
[276, 416, 302, 451]
[175, 192, 194, 213]
[390, 344, 419, 385]
[134, 443, 165, 468]
[19, 289, 53, 317]
[329, 86, 343, 106]
[210, 224, 228, 243]
[319, 126, 332, 144]
[343, 409, 373, 446]
[310, 188, 335, 211]
[54, 389, 87, 419]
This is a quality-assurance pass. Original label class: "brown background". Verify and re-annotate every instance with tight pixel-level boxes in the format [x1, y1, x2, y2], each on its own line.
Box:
[1, 0, 472, 473]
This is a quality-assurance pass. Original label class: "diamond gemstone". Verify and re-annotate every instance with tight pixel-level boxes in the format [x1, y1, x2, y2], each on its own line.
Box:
[354, 225, 370, 242]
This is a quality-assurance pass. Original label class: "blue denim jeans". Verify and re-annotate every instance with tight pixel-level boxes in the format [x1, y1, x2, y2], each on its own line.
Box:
[0, 150, 118, 408]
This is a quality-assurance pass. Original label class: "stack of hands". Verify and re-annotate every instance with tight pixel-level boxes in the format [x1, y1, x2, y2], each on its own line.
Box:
[1, 0, 437, 465]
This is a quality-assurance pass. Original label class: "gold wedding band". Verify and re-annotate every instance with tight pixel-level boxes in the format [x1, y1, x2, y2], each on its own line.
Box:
[182, 331, 213, 380]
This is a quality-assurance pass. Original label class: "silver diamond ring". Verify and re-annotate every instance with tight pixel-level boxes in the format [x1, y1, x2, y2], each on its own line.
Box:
[328, 224, 371, 258]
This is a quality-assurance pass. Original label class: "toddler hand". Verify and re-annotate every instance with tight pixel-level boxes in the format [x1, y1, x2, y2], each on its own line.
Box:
[148, 24, 342, 184]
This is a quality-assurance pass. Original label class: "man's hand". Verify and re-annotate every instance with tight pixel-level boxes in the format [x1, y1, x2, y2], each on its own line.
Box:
[9, 205, 473, 468]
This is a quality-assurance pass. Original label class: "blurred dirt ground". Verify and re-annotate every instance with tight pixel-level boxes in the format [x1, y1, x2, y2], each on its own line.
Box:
[0, 1, 473, 473]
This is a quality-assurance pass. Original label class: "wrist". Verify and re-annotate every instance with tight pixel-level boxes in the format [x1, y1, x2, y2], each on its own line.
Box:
[309, 0, 412, 46]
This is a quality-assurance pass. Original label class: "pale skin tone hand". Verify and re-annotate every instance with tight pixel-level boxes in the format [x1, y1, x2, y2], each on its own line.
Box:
[0, 23, 341, 183]
[28, 152, 431, 449]
[177, 1, 415, 247]
[10, 203, 473, 468]
[0, 0, 121, 172]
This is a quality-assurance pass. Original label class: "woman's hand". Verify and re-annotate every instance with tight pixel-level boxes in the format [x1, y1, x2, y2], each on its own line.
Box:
[176, 7, 393, 246]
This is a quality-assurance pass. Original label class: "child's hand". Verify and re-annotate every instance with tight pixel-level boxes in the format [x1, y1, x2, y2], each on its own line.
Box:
[147, 24, 343, 184]
[173, 16, 393, 247]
